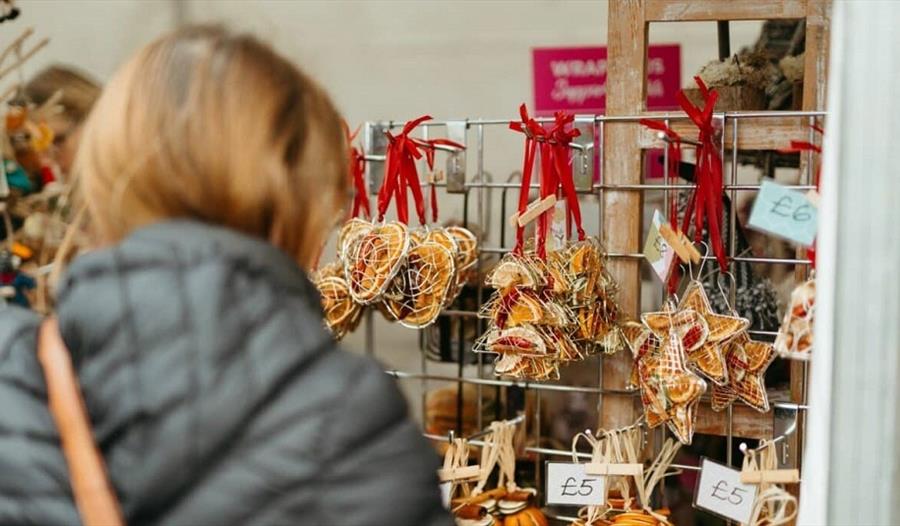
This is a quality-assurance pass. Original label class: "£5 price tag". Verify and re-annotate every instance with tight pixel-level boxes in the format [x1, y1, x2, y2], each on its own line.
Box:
[693, 458, 758, 524]
[545, 462, 606, 506]
[748, 179, 818, 247]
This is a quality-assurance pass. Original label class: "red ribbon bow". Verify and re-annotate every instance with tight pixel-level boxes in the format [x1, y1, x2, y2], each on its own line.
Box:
[549, 111, 585, 243]
[639, 118, 682, 229]
[676, 76, 728, 272]
[509, 105, 585, 259]
[376, 115, 464, 225]
[344, 121, 370, 220]
[509, 104, 545, 255]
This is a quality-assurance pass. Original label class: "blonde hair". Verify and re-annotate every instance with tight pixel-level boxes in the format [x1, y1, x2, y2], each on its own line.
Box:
[72, 25, 347, 269]
[25, 64, 101, 123]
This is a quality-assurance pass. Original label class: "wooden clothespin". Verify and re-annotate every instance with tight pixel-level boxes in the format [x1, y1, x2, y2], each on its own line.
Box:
[659, 224, 701, 264]
[509, 195, 557, 228]
[740, 468, 800, 485]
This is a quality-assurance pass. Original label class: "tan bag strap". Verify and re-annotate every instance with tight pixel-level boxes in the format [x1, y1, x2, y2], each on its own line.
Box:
[37, 318, 125, 526]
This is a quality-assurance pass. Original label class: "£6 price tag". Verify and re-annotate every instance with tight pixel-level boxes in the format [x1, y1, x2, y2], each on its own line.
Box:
[693, 458, 758, 524]
[545, 462, 606, 506]
[748, 179, 818, 247]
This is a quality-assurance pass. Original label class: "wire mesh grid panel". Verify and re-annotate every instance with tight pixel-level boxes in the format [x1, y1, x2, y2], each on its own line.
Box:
[360, 110, 822, 518]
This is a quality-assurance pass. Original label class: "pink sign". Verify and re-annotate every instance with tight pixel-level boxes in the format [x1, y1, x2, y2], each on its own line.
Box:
[532, 45, 681, 180]
[532, 44, 681, 114]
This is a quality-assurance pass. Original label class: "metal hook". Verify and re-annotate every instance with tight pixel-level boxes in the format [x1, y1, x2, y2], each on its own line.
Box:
[695, 241, 711, 280]
[715, 271, 739, 315]
[656, 131, 702, 148]
[738, 417, 798, 455]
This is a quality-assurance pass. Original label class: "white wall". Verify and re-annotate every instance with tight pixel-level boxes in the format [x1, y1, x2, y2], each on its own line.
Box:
[14, 0, 175, 81]
[14, 0, 762, 122]
[181, 1, 762, 126]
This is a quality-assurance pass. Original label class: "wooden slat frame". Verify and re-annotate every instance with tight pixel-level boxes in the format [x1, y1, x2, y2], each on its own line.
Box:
[637, 114, 819, 150]
[644, 0, 808, 22]
[604, 0, 830, 441]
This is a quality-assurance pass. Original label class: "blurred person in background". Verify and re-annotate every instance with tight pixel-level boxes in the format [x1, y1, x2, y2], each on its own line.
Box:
[0, 25, 449, 526]
[25, 64, 101, 176]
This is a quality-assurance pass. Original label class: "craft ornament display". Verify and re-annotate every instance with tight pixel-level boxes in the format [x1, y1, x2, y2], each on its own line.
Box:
[739, 441, 799, 526]
[314, 117, 476, 339]
[448, 420, 548, 526]
[773, 277, 815, 360]
[476, 104, 625, 381]
[566, 424, 681, 526]
[0, 27, 64, 313]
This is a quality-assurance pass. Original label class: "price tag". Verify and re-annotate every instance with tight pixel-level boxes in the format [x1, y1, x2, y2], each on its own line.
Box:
[548, 201, 567, 252]
[643, 209, 676, 282]
[748, 179, 818, 247]
[693, 458, 758, 524]
[545, 462, 606, 506]
[440, 482, 452, 510]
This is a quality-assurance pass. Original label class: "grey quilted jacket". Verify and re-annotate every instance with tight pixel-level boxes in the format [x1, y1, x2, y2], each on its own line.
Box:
[0, 220, 451, 526]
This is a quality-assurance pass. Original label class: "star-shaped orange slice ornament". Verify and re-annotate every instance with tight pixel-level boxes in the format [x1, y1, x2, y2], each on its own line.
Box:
[637, 305, 708, 444]
[655, 322, 707, 444]
[622, 321, 667, 428]
[710, 331, 776, 413]
[675, 280, 749, 386]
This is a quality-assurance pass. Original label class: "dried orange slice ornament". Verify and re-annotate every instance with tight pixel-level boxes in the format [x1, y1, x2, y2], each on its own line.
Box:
[487, 255, 544, 290]
[673, 280, 749, 385]
[711, 332, 775, 412]
[774, 277, 815, 359]
[346, 221, 410, 304]
[560, 239, 625, 355]
[637, 303, 708, 444]
[337, 217, 374, 257]
[383, 239, 455, 328]
[486, 326, 548, 356]
[444, 225, 478, 306]
[315, 275, 362, 340]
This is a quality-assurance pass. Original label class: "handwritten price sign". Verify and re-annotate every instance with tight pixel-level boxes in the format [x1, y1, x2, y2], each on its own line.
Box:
[693, 458, 758, 523]
[643, 209, 676, 282]
[545, 462, 606, 506]
[748, 179, 818, 246]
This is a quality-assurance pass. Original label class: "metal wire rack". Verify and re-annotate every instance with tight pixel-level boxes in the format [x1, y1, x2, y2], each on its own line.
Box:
[360, 110, 823, 517]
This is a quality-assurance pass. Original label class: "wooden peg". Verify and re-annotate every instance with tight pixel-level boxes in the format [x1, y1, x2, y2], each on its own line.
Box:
[659, 224, 691, 264]
[509, 195, 557, 228]
[740, 468, 800, 485]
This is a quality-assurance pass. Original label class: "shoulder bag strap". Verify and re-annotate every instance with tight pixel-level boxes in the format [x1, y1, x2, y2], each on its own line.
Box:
[37, 318, 125, 526]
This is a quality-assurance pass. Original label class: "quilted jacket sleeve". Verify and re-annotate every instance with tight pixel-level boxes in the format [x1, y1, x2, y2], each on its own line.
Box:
[315, 357, 452, 526]
[0, 307, 79, 526]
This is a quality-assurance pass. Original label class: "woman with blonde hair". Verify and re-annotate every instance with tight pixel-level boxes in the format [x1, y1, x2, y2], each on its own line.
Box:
[0, 26, 449, 525]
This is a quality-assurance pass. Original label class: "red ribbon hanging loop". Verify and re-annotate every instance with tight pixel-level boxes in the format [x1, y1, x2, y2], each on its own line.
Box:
[376, 116, 464, 226]
[344, 122, 370, 220]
